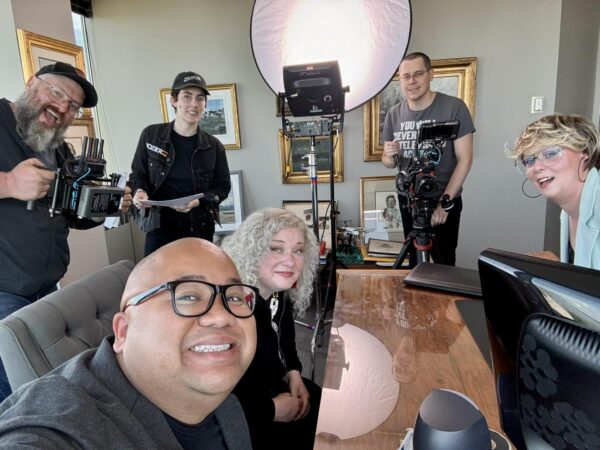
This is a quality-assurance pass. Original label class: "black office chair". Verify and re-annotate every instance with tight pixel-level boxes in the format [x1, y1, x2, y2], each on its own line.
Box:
[517, 313, 600, 449]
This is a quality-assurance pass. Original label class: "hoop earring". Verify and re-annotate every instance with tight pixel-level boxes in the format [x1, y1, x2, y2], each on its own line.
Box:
[522, 178, 542, 198]
[577, 157, 588, 183]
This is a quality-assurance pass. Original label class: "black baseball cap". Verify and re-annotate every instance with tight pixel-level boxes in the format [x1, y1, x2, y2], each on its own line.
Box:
[35, 62, 98, 107]
[172, 71, 210, 96]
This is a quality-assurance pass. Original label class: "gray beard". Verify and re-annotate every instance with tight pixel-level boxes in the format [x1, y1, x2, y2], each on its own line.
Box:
[13, 90, 69, 153]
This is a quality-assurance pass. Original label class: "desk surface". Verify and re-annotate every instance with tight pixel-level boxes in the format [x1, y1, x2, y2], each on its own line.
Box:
[314, 269, 501, 450]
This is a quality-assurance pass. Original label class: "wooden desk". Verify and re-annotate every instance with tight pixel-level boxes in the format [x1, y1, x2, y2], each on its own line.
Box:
[314, 269, 501, 450]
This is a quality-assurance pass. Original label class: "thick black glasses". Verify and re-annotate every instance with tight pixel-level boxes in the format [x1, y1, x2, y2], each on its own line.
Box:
[123, 280, 258, 318]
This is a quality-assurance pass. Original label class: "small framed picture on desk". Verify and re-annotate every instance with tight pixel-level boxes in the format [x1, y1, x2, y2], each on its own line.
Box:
[367, 238, 403, 257]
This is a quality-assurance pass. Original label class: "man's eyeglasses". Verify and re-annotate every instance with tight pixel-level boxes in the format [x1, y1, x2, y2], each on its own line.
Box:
[36, 76, 82, 116]
[400, 70, 428, 82]
[123, 280, 258, 319]
[516, 146, 563, 174]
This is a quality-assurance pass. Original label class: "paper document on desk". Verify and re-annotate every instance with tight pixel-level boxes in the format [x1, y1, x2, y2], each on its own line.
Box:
[139, 193, 204, 208]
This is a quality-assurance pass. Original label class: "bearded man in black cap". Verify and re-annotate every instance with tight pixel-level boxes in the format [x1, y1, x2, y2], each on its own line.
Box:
[0, 62, 132, 402]
[130, 71, 231, 256]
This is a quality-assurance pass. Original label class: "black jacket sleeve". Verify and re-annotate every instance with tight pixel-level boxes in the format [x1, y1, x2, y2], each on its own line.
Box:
[129, 127, 152, 195]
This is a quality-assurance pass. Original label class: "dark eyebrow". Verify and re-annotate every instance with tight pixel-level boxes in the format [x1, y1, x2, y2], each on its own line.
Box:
[176, 274, 243, 284]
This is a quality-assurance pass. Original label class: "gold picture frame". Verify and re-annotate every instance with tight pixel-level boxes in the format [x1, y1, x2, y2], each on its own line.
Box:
[16, 29, 92, 118]
[278, 131, 344, 184]
[159, 83, 242, 150]
[363, 57, 478, 161]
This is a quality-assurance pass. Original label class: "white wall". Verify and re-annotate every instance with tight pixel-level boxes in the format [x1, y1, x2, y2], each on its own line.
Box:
[11, 0, 75, 44]
[0, 0, 25, 99]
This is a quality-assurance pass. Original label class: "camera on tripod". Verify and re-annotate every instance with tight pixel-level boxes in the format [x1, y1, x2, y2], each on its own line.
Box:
[395, 120, 460, 228]
[48, 137, 124, 220]
[396, 121, 460, 198]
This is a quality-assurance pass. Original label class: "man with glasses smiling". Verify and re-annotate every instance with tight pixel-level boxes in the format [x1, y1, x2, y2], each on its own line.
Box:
[381, 52, 475, 267]
[0, 62, 131, 402]
[0, 238, 256, 449]
[130, 71, 231, 256]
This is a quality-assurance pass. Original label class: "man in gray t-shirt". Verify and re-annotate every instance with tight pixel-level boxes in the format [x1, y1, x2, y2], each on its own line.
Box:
[382, 52, 475, 267]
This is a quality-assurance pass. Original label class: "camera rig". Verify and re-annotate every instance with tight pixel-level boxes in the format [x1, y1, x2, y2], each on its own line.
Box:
[47, 137, 124, 220]
[393, 120, 460, 269]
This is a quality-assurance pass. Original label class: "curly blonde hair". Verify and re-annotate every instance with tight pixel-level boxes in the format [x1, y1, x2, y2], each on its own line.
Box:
[507, 114, 600, 170]
[221, 208, 319, 315]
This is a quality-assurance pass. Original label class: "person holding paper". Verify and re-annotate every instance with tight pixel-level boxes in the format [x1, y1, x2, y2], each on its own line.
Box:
[130, 71, 231, 255]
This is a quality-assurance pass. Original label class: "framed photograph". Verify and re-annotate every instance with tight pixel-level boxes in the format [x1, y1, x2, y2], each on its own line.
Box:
[16, 29, 92, 119]
[215, 171, 245, 234]
[360, 176, 405, 243]
[367, 238, 403, 256]
[159, 83, 241, 150]
[64, 118, 95, 156]
[278, 131, 344, 184]
[282, 200, 336, 249]
[363, 57, 478, 161]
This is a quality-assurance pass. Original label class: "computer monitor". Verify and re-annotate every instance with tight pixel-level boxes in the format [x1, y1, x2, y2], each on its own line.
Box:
[478, 248, 600, 448]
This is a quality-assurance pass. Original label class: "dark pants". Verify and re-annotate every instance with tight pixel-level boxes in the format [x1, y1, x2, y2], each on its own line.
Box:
[0, 285, 57, 403]
[144, 212, 215, 256]
[399, 195, 463, 268]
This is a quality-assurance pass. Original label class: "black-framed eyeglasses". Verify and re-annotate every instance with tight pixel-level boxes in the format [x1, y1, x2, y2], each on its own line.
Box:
[123, 280, 258, 319]
[36, 76, 82, 116]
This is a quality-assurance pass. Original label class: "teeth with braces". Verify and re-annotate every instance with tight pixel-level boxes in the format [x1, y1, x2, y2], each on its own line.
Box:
[190, 344, 231, 353]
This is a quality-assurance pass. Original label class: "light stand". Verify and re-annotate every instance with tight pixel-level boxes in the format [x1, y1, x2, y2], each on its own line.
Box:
[279, 61, 348, 378]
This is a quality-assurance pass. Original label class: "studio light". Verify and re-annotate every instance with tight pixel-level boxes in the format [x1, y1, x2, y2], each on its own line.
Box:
[250, 0, 412, 112]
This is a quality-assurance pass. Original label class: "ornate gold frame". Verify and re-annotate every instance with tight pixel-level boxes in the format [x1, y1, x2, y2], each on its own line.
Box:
[16, 29, 91, 118]
[278, 131, 344, 184]
[363, 57, 478, 161]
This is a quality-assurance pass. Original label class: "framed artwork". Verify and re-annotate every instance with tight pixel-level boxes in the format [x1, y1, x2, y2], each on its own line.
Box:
[159, 84, 241, 150]
[366, 238, 403, 256]
[363, 57, 478, 161]
[360, 176, 405, 243]
[16, 29, 93, 119]
[282, 200, 336, 249]
[215, 171, 245, 234]
[64, 118, 95, 156]
[278, 131, 344, 184]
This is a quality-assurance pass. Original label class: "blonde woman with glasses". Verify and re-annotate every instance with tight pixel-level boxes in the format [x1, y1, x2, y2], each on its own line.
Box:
[509, 114, 600, 269]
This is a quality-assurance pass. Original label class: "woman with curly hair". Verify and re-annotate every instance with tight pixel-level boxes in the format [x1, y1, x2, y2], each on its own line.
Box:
[221, 208, 321, 450]
[508, 114, 600, 269]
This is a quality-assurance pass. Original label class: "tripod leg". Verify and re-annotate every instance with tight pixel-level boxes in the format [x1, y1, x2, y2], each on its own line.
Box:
[393, 233, 414, 269]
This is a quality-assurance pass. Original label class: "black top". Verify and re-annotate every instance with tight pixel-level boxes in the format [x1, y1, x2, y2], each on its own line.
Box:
[233, 292, 302, 446]
[164, 412, 227, 450]
[155, 131, 196, 200]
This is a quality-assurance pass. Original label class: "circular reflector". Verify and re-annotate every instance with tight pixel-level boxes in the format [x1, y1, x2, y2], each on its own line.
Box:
[251, 0, 412, 112]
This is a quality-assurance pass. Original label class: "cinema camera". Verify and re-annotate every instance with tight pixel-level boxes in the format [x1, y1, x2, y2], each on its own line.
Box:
[396, 120, 460, 229]
[42, 137, 124, 220]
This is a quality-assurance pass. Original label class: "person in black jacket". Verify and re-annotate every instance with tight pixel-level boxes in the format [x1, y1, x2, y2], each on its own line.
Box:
[222, 208, 322, 450]
[130, 71, 231, 255]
